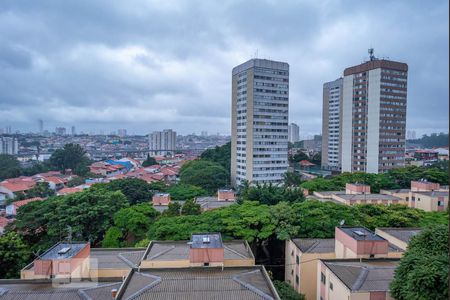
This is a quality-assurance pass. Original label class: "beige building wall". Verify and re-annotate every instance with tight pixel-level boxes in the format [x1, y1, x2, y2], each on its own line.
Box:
[231, 74, 238, 186]
[285, 240, 335, 300]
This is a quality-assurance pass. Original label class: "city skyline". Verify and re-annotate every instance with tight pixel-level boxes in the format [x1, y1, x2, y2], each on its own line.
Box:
[0, 1, 448, 136]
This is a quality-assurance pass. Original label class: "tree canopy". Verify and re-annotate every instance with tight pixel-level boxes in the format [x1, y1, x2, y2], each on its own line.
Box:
[142, 154, 157, 167]
[390, 225, 449, 300]
[49, 143, 90, 176]
[167, 184, 207, 200]
[0, 154, 21, 180]
[239, 183, 305, 205]
[96, 178, 154, 205]
[200, 142, 231, 172]
[179, 159, 229, 194]
[0, 232, 31, 279]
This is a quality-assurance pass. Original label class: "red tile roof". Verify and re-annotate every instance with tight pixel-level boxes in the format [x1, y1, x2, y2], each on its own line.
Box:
[0, 180, 36, 192]
[299, 160, 316, 167]
[57, 187, 83, 195]
[12, 197, 44, 208]
[0, 216, 12, 228]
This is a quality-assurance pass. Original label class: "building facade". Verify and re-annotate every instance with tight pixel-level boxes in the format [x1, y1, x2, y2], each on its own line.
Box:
[288, 123, 300, 144]
[0, 136, 19, 155]
[148, 129, 176, 156]
[321, 78, 343, 171]
[341, 56, 408, 173]
[231, 59, 289, 187]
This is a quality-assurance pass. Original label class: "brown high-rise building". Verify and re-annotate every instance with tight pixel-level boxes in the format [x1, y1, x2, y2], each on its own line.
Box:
[341, 51, 408, 173]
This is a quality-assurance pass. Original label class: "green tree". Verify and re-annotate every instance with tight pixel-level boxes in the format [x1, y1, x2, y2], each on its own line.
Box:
[240, 183, 305, 205]
[43, 189, 128, 245]
[289, 152, 309, 163]
[67, 176, 86, 187]
[200, 142, 231, 172]
[180, 160, 228, 194]
[271, 201, 301, 240]
[25, 182, 54, 198]
[102, 227, 123, 248]
[283, 172, 302, 187]
[0, 232, 32, 279]
[49, 143, 90, 175]
[181, 198, 201, 215]
[0, 154, 21, 180]
[273, 280, 305, 300]
[111, 203, 159, 245]
[21, 161, 50, 177]
[142, 154, 157, 167]
[167, 184, 207, 200]
[162, 201, 182, 217]
[390, 225, 449, 300]
[98, 178, 153, 205]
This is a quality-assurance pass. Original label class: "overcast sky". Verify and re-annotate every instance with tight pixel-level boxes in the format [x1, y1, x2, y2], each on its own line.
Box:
[0, 0, 448, 137]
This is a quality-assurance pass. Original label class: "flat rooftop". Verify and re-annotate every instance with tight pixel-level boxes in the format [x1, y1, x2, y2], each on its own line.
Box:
[39, 243, 88, 260]
[413, 191, 449, 197]
[90, 248, 146, 269]
[338, 227, 385, 241]
[196, 197, 236, 209]
[0, 280, 121, 300]
[144, 240, 254, 261]
[380, 189, 411, 194]
[322, 259, 399, 292]
[335, 194, 402, 201]
[117, 266, 278, 300]
[377, 228, 422, 244]
[292, 238, 335, 253]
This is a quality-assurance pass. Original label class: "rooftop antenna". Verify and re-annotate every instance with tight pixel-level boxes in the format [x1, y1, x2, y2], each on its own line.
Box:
[368, 48, 375, 61]
[254, 49, 259, 59]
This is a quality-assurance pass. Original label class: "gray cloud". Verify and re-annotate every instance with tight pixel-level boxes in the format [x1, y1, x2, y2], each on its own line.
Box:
[0, 0, 448, 136]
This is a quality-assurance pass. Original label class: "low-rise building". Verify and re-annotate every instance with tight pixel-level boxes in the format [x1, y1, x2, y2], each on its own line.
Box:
[332, 193, 404, 206]
[285, 238, 335, 300]
[409, 191, 448, 212]
[218, 189, 236, 201]
[345, 183, 370, 194]
[286, 227, 405, 299]
[375, 228, 422, 251]
[152, 193, 171, 206]
[318, 259, 399, 300]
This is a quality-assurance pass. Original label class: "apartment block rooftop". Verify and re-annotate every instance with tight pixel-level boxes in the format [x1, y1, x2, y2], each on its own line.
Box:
[291, 238, 335, 253]
[338, 227, 385, 241]
[115, 266, 279, 300]
[375, 228, 422, 244]
[321, 258, 399, 293]
[39, 242, 88, 260]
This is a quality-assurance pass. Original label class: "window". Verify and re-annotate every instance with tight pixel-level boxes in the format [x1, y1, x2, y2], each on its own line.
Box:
[296, 255, 299, 264]
[295, 275, 299, 284]
[291, 250, 294, 256]
[321, 272, 326, 284]
[291, 269, 294, 275]
[330, 282, 333, 290]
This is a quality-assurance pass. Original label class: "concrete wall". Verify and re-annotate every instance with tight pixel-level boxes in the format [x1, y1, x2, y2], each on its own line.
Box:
[366, 68, 381, 173]
[341, 75, 354, 172]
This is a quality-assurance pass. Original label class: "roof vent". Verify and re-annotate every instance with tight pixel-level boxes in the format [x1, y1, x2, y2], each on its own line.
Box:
[58, 247, 71, 255]
[353, 230, 366, 236]
[202, 236, 210, 243]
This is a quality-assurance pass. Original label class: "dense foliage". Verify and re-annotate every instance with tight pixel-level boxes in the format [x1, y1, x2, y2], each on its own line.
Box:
[0, 232, 32, 279]
[239, 183, 305, 205]
[273, 280, 305, 300]
[200, 142, 231, 173]
[167, 184, 207, 200]
[180, 159, 229, 193]
[97, 178, 154, 205]
[0, 154, 21, 180]
[103, 203, 159, 247]
[49, 143, 90, 176]
[301, 166, 448, 193]
[13, 188, 128, 250]
[390, 225, 449, 300]
[289, 151, 309, 163]
[142, 154, 157, 167]
[409, 132, 448, 148]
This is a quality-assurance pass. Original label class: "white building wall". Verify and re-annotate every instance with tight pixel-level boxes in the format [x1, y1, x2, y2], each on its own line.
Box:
[366, 69, 381, 173]
[341, 75, 354, 172]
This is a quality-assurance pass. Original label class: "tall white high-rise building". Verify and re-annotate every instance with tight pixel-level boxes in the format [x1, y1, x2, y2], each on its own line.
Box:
[118, 129, 127, 137]
[231, 59, 289, 187]
[149, 129, 177, 156]
[288, 123, 300, 143]
[1, 137, 19, 155]
[71, 126, 76, 135]
[341, 52, 408, 173]
[321, 78, 343, 170]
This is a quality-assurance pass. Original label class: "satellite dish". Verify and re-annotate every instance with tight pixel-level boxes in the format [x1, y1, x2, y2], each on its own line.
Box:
[339, 219, 345, 226]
